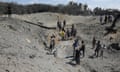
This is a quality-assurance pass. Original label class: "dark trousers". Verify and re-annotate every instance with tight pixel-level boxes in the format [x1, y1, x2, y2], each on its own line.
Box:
[94, 49, 99, 57]
[49, 44, 54, 53]
[73, 47, 76, 58]
[75, 57, 80, 65]
[80, 48, 85, 57]
[75, 50, 80, 65]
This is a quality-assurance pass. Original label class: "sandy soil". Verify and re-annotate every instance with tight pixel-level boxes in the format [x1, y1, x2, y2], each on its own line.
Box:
[0, 12, 120, 72]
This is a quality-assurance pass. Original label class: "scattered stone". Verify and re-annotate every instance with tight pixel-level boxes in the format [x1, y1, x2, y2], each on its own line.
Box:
[91, 69, 97, 72]
[29, 54, 36, 59]
[5, 69, 10, 72]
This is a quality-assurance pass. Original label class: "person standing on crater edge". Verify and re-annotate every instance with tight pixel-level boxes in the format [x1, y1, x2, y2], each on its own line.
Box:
[100, 15, 103, 24]
[92, 36, 96, 49]
[100, 44, 106, 58]
[94, 40, 101, 57]
[63, 19, 66, 29]
[49, 34, 55, 54]
[66, 28, 70, 40]
[104, 15, 108, 24]
[71, 24, 74, 37]
[73, 28, 77, 38]
[59, 29, 65, 41]
[71, 24, 77, 38]
[80, 40, 86, 57]
[75, 47, 80, 65]
[57, 20, 62, 31]
[73, 36, 80, 59]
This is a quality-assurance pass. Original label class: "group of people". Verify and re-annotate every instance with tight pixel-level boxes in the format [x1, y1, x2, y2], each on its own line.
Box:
[58, 20, 77, 41]
[92, 37, 106, 58]
[48, 19, 107, 65]
[48, 20, 86, 65]
[72, 36, 107, 65]
[100, 15, 113, 24]
[72, 37, 86, 65]
[46, 14, 119, 66]
[57, 20, 66, 31]
[48, 20, 77, 54]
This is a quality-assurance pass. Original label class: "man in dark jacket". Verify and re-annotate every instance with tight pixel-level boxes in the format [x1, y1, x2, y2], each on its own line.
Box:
[80, 40, 85, 57]
[66, 28, 70, 40]
[57, 21, 62, 31]
[73, 37, 80, 58]
[63, 20, 66, 29]
[49, 35, 55, 54]
[92, 37, 96, 49]
[104, 15, 108, 24]
[94, 40, 101, 57]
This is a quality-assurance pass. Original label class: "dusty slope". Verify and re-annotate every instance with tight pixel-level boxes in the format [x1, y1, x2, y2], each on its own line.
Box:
[0, 17, 86, 72]
[0, 13, 120, 72]
[76, 22, 120, 72]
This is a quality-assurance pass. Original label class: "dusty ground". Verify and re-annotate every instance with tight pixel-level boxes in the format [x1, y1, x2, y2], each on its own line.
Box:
[0, 12, 120, 72]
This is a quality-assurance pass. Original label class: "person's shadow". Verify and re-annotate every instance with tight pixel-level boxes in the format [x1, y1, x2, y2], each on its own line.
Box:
[88, 54, 98, 59]
[65, 56, 73, 59]
[104, 27, 117, 36]
[66, 61, 76, 67]
[43, 41, 49, 50]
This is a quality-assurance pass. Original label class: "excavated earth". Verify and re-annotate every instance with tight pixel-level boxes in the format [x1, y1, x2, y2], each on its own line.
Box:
[0, 13, 120, 72]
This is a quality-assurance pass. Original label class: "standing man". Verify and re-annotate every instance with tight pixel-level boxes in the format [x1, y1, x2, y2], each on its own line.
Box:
[71, 24, 74, 37]
[94, 40, 101, 57]
[73, 28, 77, 38]
[75, 47, 80, 65]
[80, 40, 86, 57]
[60, 29, 65, 41]
[100, 44, 106, 58]
[63, 20, 66, 29]
[49, 35, 55, 54]
[66, 28, 70, 40]
[100, 15, 103, 24]
[57, 20, 62, 31]
[92, 36, 96, 49]
[73, 36, 80, 58]
[104, 15, 107, 24]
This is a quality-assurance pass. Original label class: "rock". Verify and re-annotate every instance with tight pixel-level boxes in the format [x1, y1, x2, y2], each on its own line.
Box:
[91, 69, 97, 72]
[5, 69, 10, 72]
[29, 54, 36, 59]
